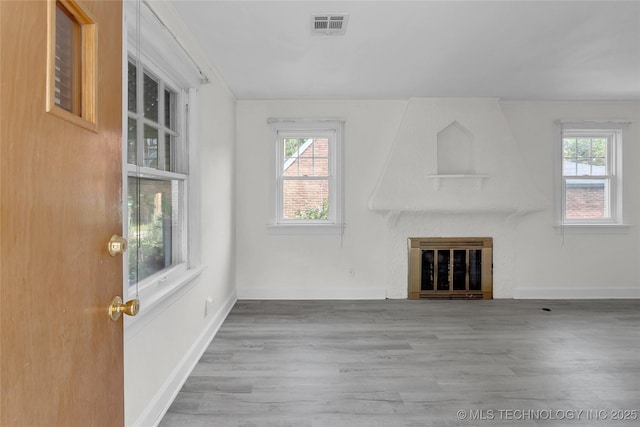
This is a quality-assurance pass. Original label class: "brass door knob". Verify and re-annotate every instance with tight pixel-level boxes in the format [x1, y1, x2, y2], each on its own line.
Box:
[108, 235, 128, 256]
[108, 296, 140, 321]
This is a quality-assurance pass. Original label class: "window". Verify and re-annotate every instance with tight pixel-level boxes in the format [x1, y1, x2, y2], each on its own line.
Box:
[54, 3, 79, 113]
[47, 0, 96, 130]
[559, 124, 624, 227]
[123, 0, 205, 324]
[127, 58, 189, 294]
[270, 121, 343, 233]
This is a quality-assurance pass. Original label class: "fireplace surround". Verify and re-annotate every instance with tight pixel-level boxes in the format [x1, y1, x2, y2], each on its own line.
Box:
[408, 237, 493, 299]
[367, 99, 546, 298]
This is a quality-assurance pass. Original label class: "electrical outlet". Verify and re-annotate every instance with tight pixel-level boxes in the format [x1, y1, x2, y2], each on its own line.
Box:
[204, 296, 214, 317]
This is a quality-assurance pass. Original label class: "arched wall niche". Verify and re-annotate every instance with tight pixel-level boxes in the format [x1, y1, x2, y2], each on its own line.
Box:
[437, 120, 475, 174]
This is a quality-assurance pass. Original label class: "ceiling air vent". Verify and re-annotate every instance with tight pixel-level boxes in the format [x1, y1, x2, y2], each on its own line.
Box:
[311, 13, 349, 36]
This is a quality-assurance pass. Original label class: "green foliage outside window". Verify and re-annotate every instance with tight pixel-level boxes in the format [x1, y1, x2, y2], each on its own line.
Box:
[284, 138, 313, 158]
[127, 179, 172, 284]
[563, 137, 606, 167]
[294, 198, 329, 220]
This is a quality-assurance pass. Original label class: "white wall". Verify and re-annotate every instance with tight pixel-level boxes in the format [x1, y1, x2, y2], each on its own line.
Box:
[235, 99, 640, 300]
[503, 101, 640, 298]
[235, 101, 407, 299]
[123, 3, 237, 426]
[125, 79, 237, 427]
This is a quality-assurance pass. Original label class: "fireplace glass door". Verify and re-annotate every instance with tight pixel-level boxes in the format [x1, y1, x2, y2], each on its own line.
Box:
[409, 238, 492, 299]
[420, 248, 482, 292]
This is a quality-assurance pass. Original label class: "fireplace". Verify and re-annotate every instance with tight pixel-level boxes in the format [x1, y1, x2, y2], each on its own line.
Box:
[408, 237, 493, 299]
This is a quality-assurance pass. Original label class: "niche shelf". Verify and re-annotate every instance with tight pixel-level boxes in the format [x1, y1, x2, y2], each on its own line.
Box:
[426, 174, 489, 190]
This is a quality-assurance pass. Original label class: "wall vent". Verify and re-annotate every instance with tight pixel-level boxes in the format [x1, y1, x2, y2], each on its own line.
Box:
[311, 13, 349, 36]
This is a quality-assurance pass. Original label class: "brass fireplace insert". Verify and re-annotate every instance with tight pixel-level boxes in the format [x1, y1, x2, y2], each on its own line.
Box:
[408, 237, 493, 300]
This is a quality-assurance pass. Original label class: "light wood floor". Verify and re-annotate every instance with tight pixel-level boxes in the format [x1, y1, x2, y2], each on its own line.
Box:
[160, 299, 640, 427]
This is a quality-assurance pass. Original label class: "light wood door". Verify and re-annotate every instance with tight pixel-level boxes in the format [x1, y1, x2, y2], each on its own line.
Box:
[1, 1, 124, 425]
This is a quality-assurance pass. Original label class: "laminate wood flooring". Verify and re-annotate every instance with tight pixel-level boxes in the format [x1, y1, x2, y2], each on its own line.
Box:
[160, 299, 640, 427]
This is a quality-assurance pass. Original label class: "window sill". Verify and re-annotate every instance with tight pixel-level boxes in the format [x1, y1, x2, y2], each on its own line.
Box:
[553, 223, 631, 234]
[124, 265, 204, 339]
[267, 223, 344, 235]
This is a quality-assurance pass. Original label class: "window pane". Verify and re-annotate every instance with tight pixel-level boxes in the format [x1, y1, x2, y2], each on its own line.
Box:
[127, 117, 137, 165]
[282, 179, 329, 220]
[562, 138, 576, 159]
[283, 138, 329, 177]
[283, 138, 302, 176]
[283, 159, 297, 177]
[297, 158, 314, 176]
[55, 4, 77, 113]
[143, 125, 158, 168]
[565, 179, 608, 219]
[314, 158, 329, 176]
[564, 136, 608, 177]
[591, 156, 606, 168]
[284, 138, 300, 159]
[592, 138, 606, 156]
[563, 158, 578, 176]
[576, 138, 591, 157]
[128, 61, 137, 113]
[165, 88, 176, 130]
[128, 178, 176, 284]
[591, 138, 607, 173]
[165, 132, 173, 171]
[143, 72, 159, 122]
[576, 157, 592, 175]
[300, 138, 314, 157]
[313, 138, 329, 158]
[283, 138, 300, 176]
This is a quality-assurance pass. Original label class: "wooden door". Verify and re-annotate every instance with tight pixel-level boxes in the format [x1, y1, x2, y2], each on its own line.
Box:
[1, 1, 124, 425]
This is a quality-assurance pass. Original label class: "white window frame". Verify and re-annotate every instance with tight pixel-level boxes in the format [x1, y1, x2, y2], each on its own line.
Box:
[123, 1, 203, 329]
[555, 121, 627, 232]
[268, 120, 344, 235]
[126, 56, 189, 288]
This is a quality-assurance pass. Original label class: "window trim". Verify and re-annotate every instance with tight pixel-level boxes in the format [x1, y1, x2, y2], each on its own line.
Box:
[268, 120, 344, 235]
[555, 121, 627, 231]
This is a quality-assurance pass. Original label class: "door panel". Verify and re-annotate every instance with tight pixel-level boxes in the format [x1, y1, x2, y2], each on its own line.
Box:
[1, 1, 124, 425]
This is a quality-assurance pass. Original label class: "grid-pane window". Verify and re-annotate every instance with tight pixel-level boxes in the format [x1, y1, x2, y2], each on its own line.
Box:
[561, 129, 621, 224]
[127, 59, 184, 285]
[271, 122, 343, 231]
[282, 137, 330, 219]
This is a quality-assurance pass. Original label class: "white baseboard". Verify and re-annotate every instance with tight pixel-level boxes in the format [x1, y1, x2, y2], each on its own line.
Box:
[237, 287, 386, 300]
[514, 287, 640, 299]
[131, 289, 237, 427]
[238, 286, 640, 300]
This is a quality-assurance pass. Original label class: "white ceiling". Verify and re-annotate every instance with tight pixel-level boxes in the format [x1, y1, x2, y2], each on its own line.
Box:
[171, 0, 640, 100]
